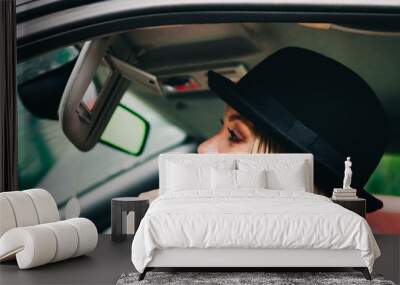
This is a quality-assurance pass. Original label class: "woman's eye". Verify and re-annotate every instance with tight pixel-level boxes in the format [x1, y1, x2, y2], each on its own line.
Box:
[227, 128, 241, 142]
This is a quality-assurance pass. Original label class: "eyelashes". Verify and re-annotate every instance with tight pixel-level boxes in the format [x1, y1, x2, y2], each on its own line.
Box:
[227, 127, 241, 142]
[220, 118, 242, 143]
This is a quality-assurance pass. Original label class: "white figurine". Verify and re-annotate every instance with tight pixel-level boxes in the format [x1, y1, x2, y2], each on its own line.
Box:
[343, 157, 353, 190]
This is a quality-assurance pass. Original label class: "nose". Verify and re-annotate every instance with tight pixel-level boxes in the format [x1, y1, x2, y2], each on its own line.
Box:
[197, 137, 218, 154]
[197, 141, 206, 154]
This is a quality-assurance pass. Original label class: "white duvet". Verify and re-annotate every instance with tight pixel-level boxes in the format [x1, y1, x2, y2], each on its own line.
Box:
[131, 190, 380, 273]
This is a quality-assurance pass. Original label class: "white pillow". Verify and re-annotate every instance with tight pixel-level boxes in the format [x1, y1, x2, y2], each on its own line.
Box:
[266, 166, 307, 191]
[211, 168, 236, 190]
[167, 162, 211, 191]
[236, 169, 267, 189]
[237, 159, 309, 192]
[165, 159, 236, 192]
[211, 168, 267, 190]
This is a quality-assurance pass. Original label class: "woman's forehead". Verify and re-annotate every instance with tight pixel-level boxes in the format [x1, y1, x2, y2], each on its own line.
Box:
[224, 105, 238, 116]
[223, 105, 254, 128]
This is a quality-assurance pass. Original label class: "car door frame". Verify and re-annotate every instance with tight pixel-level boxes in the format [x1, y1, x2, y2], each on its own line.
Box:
[17, 0, 400, 61]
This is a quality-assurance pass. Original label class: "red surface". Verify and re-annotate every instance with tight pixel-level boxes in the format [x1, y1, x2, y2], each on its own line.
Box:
[367, 211, 400, 234]
[366, 195, 400, 234]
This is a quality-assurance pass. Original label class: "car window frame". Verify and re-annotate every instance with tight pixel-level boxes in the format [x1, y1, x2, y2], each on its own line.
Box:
[16, 0, 400, 61]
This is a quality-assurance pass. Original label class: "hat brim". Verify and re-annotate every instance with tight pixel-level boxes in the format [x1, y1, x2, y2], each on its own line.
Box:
[208, 70, 312, 157]
[207, 70, 279, 138]
[207, 70, 383, 212]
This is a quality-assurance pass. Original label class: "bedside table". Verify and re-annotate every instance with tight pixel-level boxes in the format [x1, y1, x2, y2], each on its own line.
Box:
[331, 198, 366, 218]
[111, 197, 149, 242]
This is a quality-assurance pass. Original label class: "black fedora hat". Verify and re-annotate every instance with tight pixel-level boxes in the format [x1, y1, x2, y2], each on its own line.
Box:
[207, 47, 389, 212]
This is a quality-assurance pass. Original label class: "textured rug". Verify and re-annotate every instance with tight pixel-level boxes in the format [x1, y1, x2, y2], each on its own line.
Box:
[116, 271, 396, 285]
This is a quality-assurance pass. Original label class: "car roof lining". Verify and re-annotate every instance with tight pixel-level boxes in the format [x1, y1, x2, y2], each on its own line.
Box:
[121, 22, 400, 151]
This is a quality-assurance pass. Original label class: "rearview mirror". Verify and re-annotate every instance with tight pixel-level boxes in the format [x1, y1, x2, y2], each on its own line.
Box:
[100, 104, 150, 156]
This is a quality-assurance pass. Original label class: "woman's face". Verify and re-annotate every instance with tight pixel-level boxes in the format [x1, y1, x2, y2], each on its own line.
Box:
[197, 105, 256, 154]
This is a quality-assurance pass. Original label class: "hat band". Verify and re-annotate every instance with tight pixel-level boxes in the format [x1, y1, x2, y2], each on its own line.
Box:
[236, 89, 345, 179]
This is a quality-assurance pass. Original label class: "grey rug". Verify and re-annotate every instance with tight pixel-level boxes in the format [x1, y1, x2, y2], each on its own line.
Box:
[116, 272, 396, 285]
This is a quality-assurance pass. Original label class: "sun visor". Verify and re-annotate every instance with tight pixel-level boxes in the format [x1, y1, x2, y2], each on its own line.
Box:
[58, 37, 119, 151]
[58, 35, 163, 152]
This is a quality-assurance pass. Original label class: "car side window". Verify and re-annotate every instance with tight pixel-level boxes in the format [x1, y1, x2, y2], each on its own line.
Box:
[17, 46, 79, 84]
[17, 46, 187, 232]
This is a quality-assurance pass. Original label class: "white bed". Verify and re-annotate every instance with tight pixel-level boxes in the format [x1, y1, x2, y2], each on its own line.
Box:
[131, 154, 380, 280]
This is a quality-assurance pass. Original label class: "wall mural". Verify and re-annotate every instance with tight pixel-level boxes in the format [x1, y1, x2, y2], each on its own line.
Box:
[17, 29, 400, 234]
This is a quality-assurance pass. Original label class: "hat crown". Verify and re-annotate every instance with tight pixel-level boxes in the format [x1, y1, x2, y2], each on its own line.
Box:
[213, 47, 389, 188]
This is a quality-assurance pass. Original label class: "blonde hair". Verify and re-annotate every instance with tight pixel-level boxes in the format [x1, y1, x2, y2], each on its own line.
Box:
[249, 127, 321, 194]
[250, 129, 287, 154]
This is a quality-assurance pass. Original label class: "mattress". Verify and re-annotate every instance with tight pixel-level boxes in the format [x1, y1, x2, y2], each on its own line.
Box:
[131, 190, 380, 273]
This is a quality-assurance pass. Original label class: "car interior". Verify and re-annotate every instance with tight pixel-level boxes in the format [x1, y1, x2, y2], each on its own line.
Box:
[16, 22, 400, 233]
